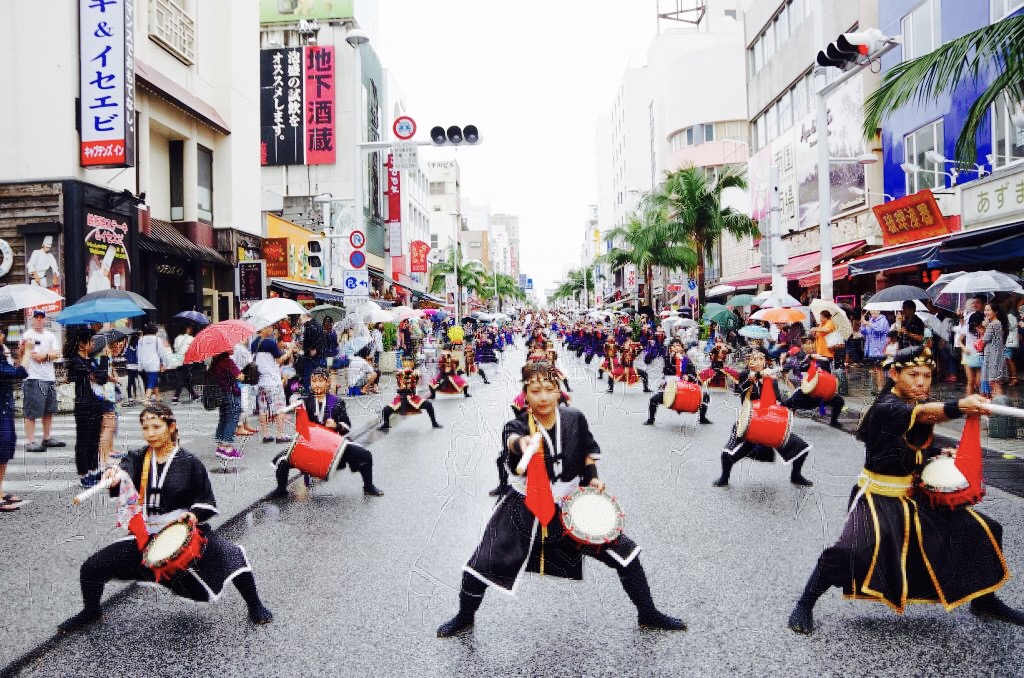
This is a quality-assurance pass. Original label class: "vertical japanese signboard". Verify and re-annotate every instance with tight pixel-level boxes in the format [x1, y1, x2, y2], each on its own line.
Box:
[305, 46, 335, 164]
[260, 48, 304, 166]
[409, 240, 430, 273]
[79, 0, 135, 168]
[385, 153, 402, 254]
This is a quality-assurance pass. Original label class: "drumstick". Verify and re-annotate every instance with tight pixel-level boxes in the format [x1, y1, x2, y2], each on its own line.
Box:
[985, 403, 1024, 419]
[515, 434, 543, 475]
[72, 471, 127, 505]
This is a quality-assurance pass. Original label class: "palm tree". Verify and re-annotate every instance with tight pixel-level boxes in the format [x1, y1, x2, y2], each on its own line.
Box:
[427, 247, 486, 309]
[863, 15, 1024, 165]
[654, 165, 759, 312]
[549, 268, 598, 307]
[598, 198, 697, 310]
[477, 271, 526, 310]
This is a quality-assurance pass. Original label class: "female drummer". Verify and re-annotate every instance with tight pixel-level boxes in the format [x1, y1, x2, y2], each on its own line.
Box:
[782, 338, 845, 429]
[429, 350, 470, 398]
[712, 348, 813, 488]
[438, 362, 686, 637]
[788, 346, 1023, 634]
[58, 404, 273, 632]
[644, 339, 711, 426]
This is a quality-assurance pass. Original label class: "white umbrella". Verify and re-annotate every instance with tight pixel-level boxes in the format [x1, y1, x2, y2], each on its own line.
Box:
[0, 284, 63, 313]
[936, 270, 1022, 296]
[705, 284, 736, 298]
[242, 297, 308, 324]
[364, 308, 396, 324]
[753, 291, 802, 308]
[809, 299, 853, 339]
[863, 299, 927, 312]
[918, 311, 944, 335]
[392, 305, 423, 321]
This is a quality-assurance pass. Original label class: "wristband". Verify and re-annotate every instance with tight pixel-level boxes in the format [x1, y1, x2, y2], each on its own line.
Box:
[580, 464, 599, 485]
[943, 400, 963, 420]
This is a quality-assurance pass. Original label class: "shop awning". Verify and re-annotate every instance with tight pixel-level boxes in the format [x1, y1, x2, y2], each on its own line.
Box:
[136, 59, 231, 135]
[935, 221, 1024, 267]
[268, 278, 346, 304]
[797, 264, 849, 287]
[782, 240, 866, 280]
[412, 289, 445, 304]
[847, 235, 948, 276]
[720, 265, 772, 287]
[140, 219, 230, 266]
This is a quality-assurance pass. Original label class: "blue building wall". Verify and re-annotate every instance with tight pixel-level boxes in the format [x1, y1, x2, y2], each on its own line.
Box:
[876, 0, 1005, 200]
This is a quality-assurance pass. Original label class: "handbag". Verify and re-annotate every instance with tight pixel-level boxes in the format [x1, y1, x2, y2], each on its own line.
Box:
[242, 361, 260, 384]
[202, 384, 223, 411]
[824, 330, 845, 348]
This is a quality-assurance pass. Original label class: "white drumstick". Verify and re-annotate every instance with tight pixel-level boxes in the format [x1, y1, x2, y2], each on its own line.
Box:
[72, 471, 126, 505]
[986, 403, 1024, 419]
[516, 434, 543, 475]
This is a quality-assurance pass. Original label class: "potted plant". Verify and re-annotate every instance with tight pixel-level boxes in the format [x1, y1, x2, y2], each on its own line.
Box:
[379, 322, 400, 373]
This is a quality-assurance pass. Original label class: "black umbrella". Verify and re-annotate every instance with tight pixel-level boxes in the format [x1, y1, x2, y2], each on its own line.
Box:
[867, 285, 930, 304]
[76, 289, 156, 310]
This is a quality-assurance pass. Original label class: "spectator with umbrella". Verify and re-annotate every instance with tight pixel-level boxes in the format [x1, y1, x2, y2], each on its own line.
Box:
[896, 300, 925, 350]
[979, 303, 1010, 397]
[64, 327, 106, 487]
[860, 310, 891, 394]
[171, 324, 200, 404]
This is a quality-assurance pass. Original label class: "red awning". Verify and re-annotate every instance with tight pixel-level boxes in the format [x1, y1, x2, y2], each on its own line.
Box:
[720, 264, 771, 287]
[798, 264, 849, 287]
[782, 240, 866, 280]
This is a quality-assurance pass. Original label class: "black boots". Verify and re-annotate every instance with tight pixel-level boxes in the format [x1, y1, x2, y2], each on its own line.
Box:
[437, 575, 485, 638]
[644, 398, 658, 425]
[620, 560, 686, 631]
[699, 404, 712, 424]
[234, 571, 274, 624]
[713, 451, 733, 487]
[58, 608, 102, 633]
[971, 594, 1024, 626]
[790, 454, 814, 487]
[788, 565, 831, 634]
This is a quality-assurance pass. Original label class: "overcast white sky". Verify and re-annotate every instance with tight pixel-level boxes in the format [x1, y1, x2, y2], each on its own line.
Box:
[376, 0, 661, 298]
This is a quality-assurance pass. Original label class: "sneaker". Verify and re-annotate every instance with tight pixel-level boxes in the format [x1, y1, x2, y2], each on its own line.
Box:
[44, 439, 66, 448]
[216, 447, 243, 460]
[26, 443, 46, 452]
[262, 436, 276, 444]
[275, 436, 292, 443]
[171, 397, 180, 404]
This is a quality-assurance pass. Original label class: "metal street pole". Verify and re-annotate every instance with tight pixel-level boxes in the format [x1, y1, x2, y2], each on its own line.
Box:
[452, 213, 460, 320]
[347, 29, 368, 285]
[769, 165, 788, 299]
[812, 8, 833, 302]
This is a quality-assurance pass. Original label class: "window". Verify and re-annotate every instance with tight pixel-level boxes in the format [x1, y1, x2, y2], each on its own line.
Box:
[767, 103, 779, 141]
[430, 234, 438, 248]
[685, 127, 694, 146]
[754, 37, 764, 73]
[704, 124, 715, 143]
[724, 9, 737, 19]
[991, 90, 1024, 168]
[429, 181, 445, 195]
[169, 140, 183, 221]
[794, 73, 810, 117]
[756, 115, 767, 149]
[197, 145, 213, 222]
[149, 0, 196, 65]
[779, 90, 793, 132]
[775, 9, 789, 46]
[791, 0, 805, 27]
[763, 24, 775, 61]
[992, 0, 1024, 20]
[902, 0, 940, 61]
[904, 119, 945, 193]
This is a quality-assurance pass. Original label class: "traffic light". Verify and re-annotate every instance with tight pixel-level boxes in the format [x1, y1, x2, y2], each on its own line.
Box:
[816, 28, 887, 70]
[305, 239, 323, 269]
[430, 125, 481, 146]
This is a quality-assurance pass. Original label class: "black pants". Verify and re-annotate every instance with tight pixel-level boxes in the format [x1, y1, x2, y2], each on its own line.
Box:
[381, 400, 441, 428]
[783, 391, 844, 423]
[74, 404, 102, 475]
[276, 441, 375, 491]
[608, 369, 649, 390]
[173, 365, 199, 399]
[125, 369, 142, 401]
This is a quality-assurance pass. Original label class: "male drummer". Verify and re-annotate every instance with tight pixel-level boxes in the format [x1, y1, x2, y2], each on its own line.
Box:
[782, 338, 845, 429]
[788, 346, 1023, 634]
[712, 348, 813, 488]
[380, 366, 444, 431]
[644, 339, 711, 426]
[271, 368, 383, 498]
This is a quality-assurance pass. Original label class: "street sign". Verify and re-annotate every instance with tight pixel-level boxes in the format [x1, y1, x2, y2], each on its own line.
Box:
[625, 266, 637, 290]
[342, 269, 369, 297]
[669, 273, 684, 285]
[526, 278, 533, 291]
[349, 251, 366, 268]
[349, 230, 365, 248]
[393, 141, 418, 171]
[392, 116, 416, 140]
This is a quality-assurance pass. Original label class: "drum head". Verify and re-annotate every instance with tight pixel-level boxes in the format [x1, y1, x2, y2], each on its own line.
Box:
[562, 489, 624, 544]
[663, 379, 677, 408]
[921, 456, 969, 493]
[737, 399, 753, 438]
[143, 522, 190, 567]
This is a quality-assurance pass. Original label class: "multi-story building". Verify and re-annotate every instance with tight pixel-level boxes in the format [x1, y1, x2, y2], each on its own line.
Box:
[492, 213, 521, 279]
[0, 0, 261, 325]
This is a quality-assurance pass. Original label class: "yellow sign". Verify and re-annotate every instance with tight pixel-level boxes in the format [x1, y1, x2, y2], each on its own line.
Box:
[266, 214, 323, 285]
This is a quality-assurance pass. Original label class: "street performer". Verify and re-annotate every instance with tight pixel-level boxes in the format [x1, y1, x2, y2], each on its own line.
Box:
[437, 361, 686, 637]
[783, 338, 845, 429]
[59, 404, 273, 632]
[596, 334, 618, 380]
[430, 349, 471, 398]
[644, 338, 711, 426]
[712, 348, 813, 488]
[271, 368, 383, 498]
[607, 337, 651, 393]
[787, 346, 1023, 634]
[381, 365, 444, 431]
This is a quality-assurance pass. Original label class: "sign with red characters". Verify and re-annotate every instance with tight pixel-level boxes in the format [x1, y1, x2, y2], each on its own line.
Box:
[409, 240, 430, 273]
[872, 190, 952, 246]
[304, 45, 335, 165]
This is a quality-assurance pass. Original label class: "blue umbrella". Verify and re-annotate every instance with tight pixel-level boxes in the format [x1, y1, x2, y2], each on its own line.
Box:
[739, 324, 771, 340]
[55, 298, 146, 325]
[173, 310, 211, 325]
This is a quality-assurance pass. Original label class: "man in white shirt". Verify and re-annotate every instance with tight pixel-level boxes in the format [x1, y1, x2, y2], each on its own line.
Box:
[21, 310, 65, 451]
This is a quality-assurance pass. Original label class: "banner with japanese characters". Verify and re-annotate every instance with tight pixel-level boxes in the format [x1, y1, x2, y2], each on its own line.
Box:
[79, 0, 136, 167]
[260, 47, 305, 165]
[84, 209, 131, 293]
[304, 46, 335, 165]
[409, 240, 430, 273]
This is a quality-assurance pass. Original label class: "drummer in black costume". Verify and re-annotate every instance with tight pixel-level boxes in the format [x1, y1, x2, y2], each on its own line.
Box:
[380, 366, 444, 431]
[788, 346, 1023, 634]
[271, 368, 383, 498]
[782, 338, 845, 429]
[644, 338, 711, 426]
[438, 362, 686, 637]
[712, 348, 813, 488]
[59, 404, 273, 632]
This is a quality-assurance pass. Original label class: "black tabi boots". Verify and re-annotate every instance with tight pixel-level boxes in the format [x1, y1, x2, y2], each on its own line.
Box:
[437, 573, 486, 637]
[619, 560, 686, 631]
[712, 451, 734, 487]
[788, 565, 831, 634]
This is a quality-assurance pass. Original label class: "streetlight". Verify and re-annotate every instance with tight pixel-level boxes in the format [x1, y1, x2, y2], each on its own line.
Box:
[849, 186, 894, 205]
[900, 161, 956, 186]
[923, 150, 988, 182]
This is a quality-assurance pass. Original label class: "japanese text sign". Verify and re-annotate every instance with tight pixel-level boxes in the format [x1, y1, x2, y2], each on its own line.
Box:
[961, 167, 1024, 229]
[79, 0, 135, 167]
[386, 154, 401, 224]
[872, 190, 951, 246]
[260, 48, 304, 165]
[262, 237, 289, 278]
[409, 240, 430, 273]
[304, 46, 335, 165]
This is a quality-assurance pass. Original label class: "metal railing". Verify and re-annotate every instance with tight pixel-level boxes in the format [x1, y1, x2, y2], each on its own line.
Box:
[150, 0, 196, 65]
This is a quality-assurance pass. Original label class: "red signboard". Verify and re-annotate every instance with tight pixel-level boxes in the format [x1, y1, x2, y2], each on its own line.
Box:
[386, 154, 401, 224]
[262, 237, 289, 278]
[409, 240, 430, 273]
[304, 46, 335, 165]
[872, 190, 952, 246]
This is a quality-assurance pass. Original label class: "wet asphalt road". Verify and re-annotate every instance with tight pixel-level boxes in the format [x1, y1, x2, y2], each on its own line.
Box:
[5, 344, 1024, 678]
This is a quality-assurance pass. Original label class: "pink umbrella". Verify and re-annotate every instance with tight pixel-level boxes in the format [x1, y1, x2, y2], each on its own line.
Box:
[184, 319, 257, 363]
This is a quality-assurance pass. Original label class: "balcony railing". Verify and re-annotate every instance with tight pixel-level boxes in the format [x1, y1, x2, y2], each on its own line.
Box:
[150, 0, 196, 65]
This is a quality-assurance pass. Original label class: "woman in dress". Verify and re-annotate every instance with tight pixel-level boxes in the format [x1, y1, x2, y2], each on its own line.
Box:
[59, 403, 273, 632]
[979, 303, 1009, 397]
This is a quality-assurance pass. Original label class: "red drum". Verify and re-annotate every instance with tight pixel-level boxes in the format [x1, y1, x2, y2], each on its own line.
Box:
[662, 379, 702, 413]
[736, 376, 792, 449]
[141, 516, 206, 583]
[285, 426, 347, 481]
[800, 362, 837, 400]
[919, 415, 986, 510]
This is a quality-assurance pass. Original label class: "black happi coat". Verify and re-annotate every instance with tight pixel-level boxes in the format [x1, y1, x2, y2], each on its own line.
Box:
[818, 393, 1009, 611]
[464, 407, 639, 593]
[725, 369, 807, 463]
[104, 448, 250, 601]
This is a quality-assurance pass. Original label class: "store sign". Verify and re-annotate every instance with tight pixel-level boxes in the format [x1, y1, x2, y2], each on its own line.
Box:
[961, 166, 1024, 229]
[304, 46, 335, 165]
[155, 264, 185, 277]
[262, 237, 289, 277]
[260, 48, 305, 165]
[386, 154, 401, 224]
[872, 190, 951, 246]
[84, 209, 131, 293]
[409, 240, 430, 273]
[79, 0, 135, 167]
[388, 222, 403, 255]
[625, 265, 637, 290]
[237, 260, 266, 303]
